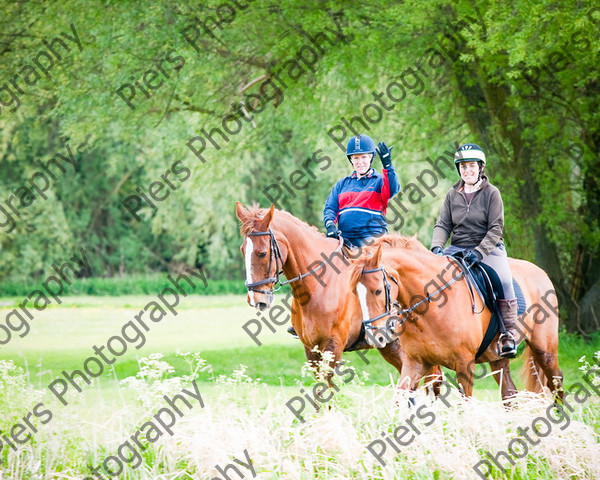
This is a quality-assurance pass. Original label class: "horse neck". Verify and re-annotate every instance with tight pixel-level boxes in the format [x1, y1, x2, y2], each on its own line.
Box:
[386, 249, 443, 306]
[271, 216, 340, 281]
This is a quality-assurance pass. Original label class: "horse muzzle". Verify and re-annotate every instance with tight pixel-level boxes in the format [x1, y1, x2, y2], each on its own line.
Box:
[365, 320, 399, 348]
[247, 288, 274, 310]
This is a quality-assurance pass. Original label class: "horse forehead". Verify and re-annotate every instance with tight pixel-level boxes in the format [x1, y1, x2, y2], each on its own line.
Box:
[361, 271, 382, 287]
[243, 237, 253, 256]
[357, 280, 372, 295]
[356, 282, 371, 318]
[245, 232, 270, 249]
[241, 236, 251, 253]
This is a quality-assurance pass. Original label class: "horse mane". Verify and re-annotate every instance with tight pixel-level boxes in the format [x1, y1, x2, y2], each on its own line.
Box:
[349, 234, 427, 276]
[371, 234, 428, 252]
[239, 207, 425, 251]
[239, 205, 322, 237]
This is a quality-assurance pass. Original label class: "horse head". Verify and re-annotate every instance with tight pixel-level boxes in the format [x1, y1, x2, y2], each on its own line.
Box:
[236, 202, 289, 310]
[350, 245, 400, 348]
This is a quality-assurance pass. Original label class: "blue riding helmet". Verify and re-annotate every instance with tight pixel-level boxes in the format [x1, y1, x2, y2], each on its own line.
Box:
[346, 134, 376, 162]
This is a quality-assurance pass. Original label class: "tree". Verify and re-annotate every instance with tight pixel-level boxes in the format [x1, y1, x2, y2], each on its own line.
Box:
[0, 0, 597, 333]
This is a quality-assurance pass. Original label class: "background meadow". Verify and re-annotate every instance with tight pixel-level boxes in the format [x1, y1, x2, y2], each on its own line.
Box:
[1, 0, 599, 478]
[1, 293, 599, 479]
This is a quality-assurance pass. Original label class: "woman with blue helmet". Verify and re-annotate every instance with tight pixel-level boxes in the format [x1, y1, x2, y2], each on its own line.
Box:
[430, 143, 518, 358]
[323, 134, 400, 248]
[287, 134, 401, 338]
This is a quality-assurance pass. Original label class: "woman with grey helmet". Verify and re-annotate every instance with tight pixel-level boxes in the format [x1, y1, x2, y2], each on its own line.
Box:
[323, 134, 400, 248]
[430, 143, 518, 358]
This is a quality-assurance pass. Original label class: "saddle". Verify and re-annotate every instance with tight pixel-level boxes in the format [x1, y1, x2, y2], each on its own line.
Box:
[451, 252, 526, 358]
[343, 252, 527, 355]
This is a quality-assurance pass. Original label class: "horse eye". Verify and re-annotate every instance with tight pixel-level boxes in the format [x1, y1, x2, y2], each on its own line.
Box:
[375, 289, 382, 295]
[257, 252, 267, 258]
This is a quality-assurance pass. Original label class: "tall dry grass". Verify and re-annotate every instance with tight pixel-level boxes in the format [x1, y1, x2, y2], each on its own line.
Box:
[0, 352, 599, 479]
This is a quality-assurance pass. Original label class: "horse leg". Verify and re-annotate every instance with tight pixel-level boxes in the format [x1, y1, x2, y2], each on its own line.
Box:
[303, 344, 321, 374]
[527, 342, 564, 403]
[453, 359, 476, 397]
[377, 339, 403, 374]
[379, 341, 414, 406]
[488, 359, 518, 403]
[423, 365, 444, 397]
[318, 336, 346, 388]
[377, 340, 443, 397]
[396, 358, 429, 403]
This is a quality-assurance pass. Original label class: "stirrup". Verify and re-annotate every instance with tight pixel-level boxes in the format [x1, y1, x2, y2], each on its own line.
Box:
[497, 332, 516, 358]
[287, 326, 299, 339]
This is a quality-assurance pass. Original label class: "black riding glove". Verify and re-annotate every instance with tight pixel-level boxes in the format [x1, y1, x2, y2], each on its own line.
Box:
[464, 249, 483, 266]
[325, 222, 341, 240]
[376, 142, 393, 169]
[431, 246, 444, 255]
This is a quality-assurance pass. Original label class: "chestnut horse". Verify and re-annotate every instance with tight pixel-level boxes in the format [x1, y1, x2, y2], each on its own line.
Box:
[235, 203, 442, 388]
[351, 237, 563, 402]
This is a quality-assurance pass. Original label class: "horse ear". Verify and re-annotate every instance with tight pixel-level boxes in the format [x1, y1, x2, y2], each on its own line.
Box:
[257, 204, 275, 230]
[366, 245, 383, 269]
[235, 201, 247, 222]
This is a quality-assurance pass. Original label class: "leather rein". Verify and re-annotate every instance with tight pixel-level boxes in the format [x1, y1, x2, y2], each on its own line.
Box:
[360, 255, 482, 331]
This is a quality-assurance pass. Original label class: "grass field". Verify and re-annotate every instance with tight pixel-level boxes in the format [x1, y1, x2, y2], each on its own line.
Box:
[0, 293, 599, 479]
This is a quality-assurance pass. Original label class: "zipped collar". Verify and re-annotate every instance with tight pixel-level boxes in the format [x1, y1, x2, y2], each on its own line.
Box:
[350, 168, 378, 179]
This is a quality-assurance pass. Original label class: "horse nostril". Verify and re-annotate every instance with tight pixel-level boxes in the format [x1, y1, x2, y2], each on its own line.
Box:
[256, 302, 268, 311]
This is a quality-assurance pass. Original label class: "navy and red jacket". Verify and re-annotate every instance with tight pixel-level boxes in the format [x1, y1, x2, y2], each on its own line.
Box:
[323, 166, 400, 241]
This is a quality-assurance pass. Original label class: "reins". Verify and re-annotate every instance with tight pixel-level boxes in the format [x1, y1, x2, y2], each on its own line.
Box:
[395, 256, 470, 325]
[244, 229, 344, 294]
[363, 255, 485, 331]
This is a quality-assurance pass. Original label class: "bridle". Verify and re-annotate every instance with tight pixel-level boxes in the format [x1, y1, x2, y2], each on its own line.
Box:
[361, 255, 482, 331]
[244, 229, 344, 295]
[244, 230, 284, 295]
[360, 266, 400, 332]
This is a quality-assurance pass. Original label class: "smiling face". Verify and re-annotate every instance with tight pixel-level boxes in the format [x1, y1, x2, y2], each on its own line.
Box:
[459, 161, 481, 185]
[350, 153, 373, 176]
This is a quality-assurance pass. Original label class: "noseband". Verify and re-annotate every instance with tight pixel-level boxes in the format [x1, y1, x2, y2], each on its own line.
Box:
[361, 266, 400, 330]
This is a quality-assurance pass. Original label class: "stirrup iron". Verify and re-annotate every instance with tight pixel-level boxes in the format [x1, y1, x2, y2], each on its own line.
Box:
[497, 332, 516, 358]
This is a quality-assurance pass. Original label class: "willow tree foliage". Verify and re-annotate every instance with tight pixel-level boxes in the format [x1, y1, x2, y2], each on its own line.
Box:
[0, 0, 597, 333]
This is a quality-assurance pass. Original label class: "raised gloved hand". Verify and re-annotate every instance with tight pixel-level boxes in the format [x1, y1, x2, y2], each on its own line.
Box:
[464, 249, 483, 266]
[326, 222, 341, 240]
[431, 246, 444, 256]
[376, 142, 394, 169]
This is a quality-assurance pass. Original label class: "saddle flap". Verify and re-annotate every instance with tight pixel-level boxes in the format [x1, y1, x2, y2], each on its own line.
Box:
[449, 252, 523, 358]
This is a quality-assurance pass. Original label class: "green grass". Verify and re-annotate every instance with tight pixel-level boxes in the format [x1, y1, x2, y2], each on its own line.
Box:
[0, 293, 597, 393]
[0, 294, 598, 479]
[0, 275, 265, 296]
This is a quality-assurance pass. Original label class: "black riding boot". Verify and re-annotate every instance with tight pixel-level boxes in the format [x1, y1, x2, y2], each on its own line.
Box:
[498, 298, 518, 358]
